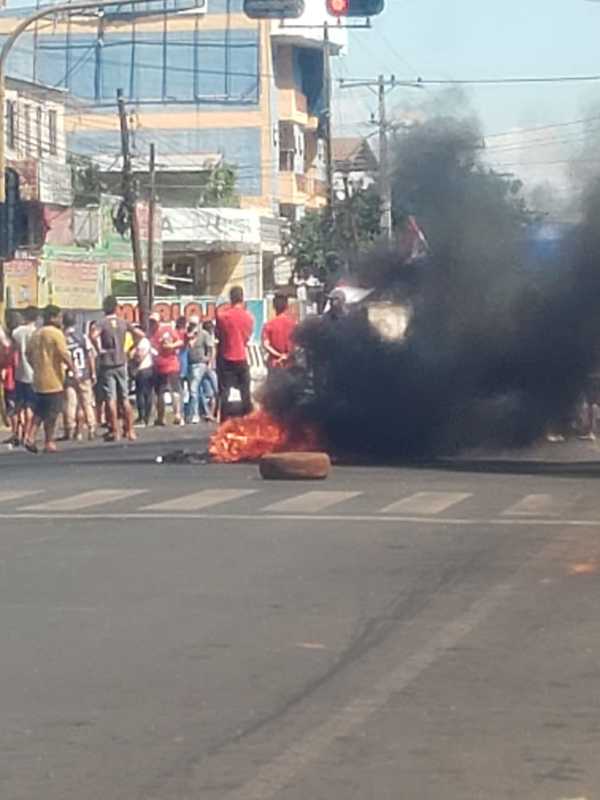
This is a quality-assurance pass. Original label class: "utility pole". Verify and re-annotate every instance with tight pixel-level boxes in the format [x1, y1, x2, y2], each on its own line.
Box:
[147, 142, 156, 311]
[323, 21, 335, 214]
[117, 88, 147, 328]
[377, 74, 392, 240]
[338, 75, 421, 240]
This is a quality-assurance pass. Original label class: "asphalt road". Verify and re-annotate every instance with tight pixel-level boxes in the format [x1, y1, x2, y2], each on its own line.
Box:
[1, 442, 600, 799]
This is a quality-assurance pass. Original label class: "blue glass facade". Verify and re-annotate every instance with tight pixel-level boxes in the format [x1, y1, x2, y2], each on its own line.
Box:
[0, 1, 266, 196]
[0, 25, 259, 105]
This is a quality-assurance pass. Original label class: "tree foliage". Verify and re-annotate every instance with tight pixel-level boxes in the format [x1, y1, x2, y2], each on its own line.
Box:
[284, 186, 381, 280]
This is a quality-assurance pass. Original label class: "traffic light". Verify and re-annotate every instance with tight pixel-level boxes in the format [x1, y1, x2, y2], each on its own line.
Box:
[243, 0, 304, 18]
[326, 0, 384, 16]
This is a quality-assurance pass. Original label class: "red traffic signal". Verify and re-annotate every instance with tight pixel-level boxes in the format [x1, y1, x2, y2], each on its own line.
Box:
[326, 0, 383, 16]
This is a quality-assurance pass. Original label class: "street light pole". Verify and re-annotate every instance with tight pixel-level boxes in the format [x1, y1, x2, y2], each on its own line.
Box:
[0, 0, 162, 203]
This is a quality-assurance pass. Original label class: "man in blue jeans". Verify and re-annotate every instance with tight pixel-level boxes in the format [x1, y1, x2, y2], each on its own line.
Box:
[187, 321, 216, 422]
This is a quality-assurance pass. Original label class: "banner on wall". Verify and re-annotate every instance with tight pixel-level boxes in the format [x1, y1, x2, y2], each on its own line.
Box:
[4, 259, 38, 308]
[46, 261, 105, 310]
[161, 208, 261, 251]
[117, 296, 266, 342]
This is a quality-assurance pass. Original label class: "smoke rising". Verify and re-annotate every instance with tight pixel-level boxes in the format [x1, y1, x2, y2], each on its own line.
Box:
[264, 115, 600, 458]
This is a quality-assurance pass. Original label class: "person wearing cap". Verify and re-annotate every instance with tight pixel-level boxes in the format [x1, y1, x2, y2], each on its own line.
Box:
[153, 324, 184, 426]
[325, 288, 348, 321]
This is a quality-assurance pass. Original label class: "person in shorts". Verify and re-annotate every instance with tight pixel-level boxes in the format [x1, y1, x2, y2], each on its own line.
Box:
[153, 325, 184, 426]
[25, 305, 74, 454]
[91, 296, 135, 442]
[63, 312, 96, 441]
[11, 305, 38, 443]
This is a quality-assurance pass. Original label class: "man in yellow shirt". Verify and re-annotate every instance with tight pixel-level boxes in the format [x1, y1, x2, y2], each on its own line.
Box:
[25, 305, 74, 453]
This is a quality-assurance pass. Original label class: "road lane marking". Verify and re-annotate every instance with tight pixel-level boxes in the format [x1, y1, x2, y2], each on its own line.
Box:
[502, 493, 575, 517]
[263, 491, 362, 513]
[20, 489, 147, 512]
[141, 489, 257, 512]
[0, 489, 43, 504]
[224, 581, 513, 800]
[380, 491, 472, 515]
[1, 511, 599, 527]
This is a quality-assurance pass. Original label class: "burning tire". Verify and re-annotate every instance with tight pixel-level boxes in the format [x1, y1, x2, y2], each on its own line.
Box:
[259, 452, 331, 480]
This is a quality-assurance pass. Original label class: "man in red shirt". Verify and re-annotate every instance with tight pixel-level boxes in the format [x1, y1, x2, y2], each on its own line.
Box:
[215, 286, 254, 420]
[262, 293, 297, 372]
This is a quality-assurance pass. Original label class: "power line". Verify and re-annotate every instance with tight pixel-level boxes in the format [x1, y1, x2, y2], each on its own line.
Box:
[485, 129, 600, 154]
[485, 114, 600, 140]
[415, 75, 600, 86]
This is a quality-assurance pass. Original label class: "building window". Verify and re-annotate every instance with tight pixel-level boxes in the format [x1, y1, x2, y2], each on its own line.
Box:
[279, 121, 296, 172]
[6, 101, 16, 149]
[24, 105, 31, 155]
[36, 107, 43, 156]
[48, 110, 57, 155]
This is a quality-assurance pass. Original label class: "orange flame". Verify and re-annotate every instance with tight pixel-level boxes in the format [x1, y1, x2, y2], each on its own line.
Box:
[209, 409, 321, 463]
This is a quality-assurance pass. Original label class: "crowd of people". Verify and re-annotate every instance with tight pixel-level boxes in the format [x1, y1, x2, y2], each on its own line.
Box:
[0, 286, 298, 454]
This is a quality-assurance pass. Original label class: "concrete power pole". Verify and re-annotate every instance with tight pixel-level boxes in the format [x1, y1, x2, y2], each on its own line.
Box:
[377, 74, 392, 240]
[117, 88, 147, 328]
[323, 21, 335, 214]
[338, 75, 421, 241]
[147, 142, 156, 311]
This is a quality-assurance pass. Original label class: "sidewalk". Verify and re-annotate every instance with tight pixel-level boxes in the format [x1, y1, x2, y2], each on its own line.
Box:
[428, 436, 600, 477]
[0, 421, 215, 464]
[3, 423, 600, 474]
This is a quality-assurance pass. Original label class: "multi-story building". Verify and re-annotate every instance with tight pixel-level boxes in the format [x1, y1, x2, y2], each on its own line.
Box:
[0, 0, 346, 302]
[0, 78, 147, 312]
[332, 136, 378, 199]
[1, 77, 75, 309]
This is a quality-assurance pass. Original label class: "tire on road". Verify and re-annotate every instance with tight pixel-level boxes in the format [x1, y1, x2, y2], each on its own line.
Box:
[259, 451, 331, 480]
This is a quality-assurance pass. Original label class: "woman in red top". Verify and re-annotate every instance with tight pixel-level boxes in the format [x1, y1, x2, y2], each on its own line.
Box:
[1, 339, 19, 445]
[153, 326, 184, 426]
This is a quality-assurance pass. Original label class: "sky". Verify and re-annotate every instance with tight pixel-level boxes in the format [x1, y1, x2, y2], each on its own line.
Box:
[332, 0, 600, 202]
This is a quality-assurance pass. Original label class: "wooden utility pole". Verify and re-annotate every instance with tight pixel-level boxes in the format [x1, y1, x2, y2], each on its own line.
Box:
[117, 88, 147, 328]
[147, 142, 156, 311]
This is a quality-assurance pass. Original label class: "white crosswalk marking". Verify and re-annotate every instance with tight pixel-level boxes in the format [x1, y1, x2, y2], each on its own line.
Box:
[0, 490, 43, 504]
[380, 491, 472, 515]
[20, 489, 148, 512]
[263, 491, 362, 514]
[502, 493, 572, 517]
[142, 489, 257, 512]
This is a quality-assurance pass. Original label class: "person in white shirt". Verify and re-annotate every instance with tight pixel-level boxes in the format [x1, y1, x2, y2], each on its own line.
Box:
[11, 306, 39, 441]
[129, 325, 155, 426]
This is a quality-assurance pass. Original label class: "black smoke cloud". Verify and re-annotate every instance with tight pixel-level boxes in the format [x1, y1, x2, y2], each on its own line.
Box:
[263, 116, 600, 458]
